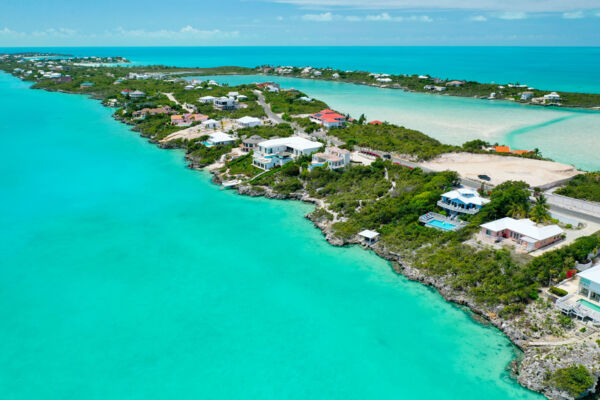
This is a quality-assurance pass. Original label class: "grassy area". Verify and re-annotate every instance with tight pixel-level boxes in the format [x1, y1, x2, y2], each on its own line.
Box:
[555, 172, 600, 202]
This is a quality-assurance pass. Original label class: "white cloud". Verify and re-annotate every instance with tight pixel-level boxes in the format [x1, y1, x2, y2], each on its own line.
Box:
[497, 11, 528, 19]
[276, 16, 284, 20]
[365, 13, 433, 22]
[269, 0, 600, 12]
[344, 15, 362, 21]
[366, 12, 393, 21]
[0, 26, 240, 45]
[108, 26, 239, 40]
[562, 10, 585, 18]
[301, 12, 334, 21]
[469, 15, 487, 21]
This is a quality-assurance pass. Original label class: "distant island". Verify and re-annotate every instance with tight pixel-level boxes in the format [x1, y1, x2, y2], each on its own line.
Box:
[2, 52, 600, 400]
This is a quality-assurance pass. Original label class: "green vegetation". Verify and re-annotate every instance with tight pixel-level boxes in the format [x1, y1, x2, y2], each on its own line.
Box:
[264, 90, 327, 114]
[549, 287, 568, 297]
[549, 365, 594, 397]
[330, 124, 457, 160]
[556, 173, 600, 202]
[292, 117, 321, 133]
[223, 153, 261, 177]
[236, 123, 294, 139]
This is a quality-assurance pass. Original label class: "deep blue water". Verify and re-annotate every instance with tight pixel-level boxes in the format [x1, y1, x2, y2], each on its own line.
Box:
[2, 46, 600, 93]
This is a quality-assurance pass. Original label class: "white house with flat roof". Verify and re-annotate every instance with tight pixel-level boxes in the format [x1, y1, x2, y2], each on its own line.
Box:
[438, 188, 490, 216]
[252, 136, 323, 170]
[358, 230, 380, 245]
[237, 116, 262, 128]
[479, 217, 563, 252]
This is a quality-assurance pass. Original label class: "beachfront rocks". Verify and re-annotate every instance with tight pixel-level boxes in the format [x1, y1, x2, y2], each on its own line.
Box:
[213, 168, 600, 400]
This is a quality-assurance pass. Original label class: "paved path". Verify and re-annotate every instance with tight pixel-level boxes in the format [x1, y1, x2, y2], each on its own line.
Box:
[163, 92, 195, 113]
[254, 91, 284, 124]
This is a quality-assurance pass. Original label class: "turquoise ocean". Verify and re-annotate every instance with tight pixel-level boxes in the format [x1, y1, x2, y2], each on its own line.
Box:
[0, 46, 597, 399]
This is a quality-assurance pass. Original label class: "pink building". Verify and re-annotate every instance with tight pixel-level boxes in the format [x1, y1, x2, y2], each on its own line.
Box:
[479, 217, 563, 252]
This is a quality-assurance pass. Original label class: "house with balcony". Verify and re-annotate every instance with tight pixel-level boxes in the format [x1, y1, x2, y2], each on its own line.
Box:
[214, 97, 238, 110]
[242, 135, 264, 152]
[437, 188, 490, 216]
[252, 136, 322, 170]
[310, 147, 350, 170]
[479, 217, 563, 252]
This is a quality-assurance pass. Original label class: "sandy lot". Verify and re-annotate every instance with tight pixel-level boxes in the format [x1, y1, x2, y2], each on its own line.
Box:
[420, 152, 580, 187]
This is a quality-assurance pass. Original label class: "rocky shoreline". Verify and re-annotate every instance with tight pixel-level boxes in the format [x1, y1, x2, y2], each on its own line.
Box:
[207, 169, 600, 400]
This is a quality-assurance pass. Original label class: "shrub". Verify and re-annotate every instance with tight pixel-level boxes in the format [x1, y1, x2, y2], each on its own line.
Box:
[550, 365, 595, 397]
[549, 287, 568, 297]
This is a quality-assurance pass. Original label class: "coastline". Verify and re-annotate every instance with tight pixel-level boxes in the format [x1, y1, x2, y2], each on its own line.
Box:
[247, 72, 600, 112]
[2, 62, 598, 399]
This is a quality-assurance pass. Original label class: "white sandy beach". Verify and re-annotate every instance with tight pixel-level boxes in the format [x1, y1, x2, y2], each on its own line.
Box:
[420, 152, 580, 187]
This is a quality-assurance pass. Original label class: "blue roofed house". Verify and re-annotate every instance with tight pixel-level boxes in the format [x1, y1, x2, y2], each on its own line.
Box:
[437, 188, 490, 216]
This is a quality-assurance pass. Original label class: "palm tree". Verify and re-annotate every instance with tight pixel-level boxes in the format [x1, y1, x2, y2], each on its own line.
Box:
[531, 194, 550, 223]
[507, 201, 529, 219]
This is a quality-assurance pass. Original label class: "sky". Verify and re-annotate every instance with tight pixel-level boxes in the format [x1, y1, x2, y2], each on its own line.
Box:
[0, 0, 599, 46]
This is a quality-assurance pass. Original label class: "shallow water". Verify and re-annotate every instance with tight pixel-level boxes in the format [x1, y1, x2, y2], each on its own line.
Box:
[197, 74, 600, 171]
[0, 72, 543, 399]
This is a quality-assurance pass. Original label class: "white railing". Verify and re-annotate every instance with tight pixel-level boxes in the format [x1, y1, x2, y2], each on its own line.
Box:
[436, 200, 480, 215]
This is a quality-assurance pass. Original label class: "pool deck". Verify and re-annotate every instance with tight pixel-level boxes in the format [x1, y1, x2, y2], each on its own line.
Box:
[419, 212, 467, 231]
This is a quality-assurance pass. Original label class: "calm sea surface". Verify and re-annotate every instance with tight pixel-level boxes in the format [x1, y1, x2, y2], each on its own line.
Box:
[0, 69, 544, 398]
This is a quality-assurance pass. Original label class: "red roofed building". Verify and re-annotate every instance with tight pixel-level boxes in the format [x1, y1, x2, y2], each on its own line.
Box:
[494, 146, 511, 153]
[369, 120, 383, 125]
[310, 109, 347, 128]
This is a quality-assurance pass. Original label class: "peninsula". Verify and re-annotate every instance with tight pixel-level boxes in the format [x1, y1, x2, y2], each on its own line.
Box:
[3, 52, 600, 400]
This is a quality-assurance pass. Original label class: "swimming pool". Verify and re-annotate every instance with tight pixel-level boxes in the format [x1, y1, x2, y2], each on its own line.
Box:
[426, 219, 458, 231]
[578, 299, 600, 313]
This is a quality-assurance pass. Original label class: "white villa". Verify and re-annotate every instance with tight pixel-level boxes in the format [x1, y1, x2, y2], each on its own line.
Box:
[214, 97, 238, 110]
[544, 92, 561, 103]
[437, 188, 490, 216]
[198, 96, 216, 104]
[479, 217, 563, 252]
[206, 131, 235, 146]
[252, 136, 323, 170]
[129, 90, 146, 99]
[556, 265, 600, 325]
[311, 147, 351, 170]
[521, 91, 534, 100]
[237, 116, 262, 128]
[202, 119, 219, 129]
[578, 266, 600, 302]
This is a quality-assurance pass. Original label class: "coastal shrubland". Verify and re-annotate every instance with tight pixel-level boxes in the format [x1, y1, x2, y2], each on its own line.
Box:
[549, 365, 595, 397]
[264, 90, 328, 114]
[330, 124, 457, 160]
[236, 123, 294, 139]
[555, 172, 600, 202]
